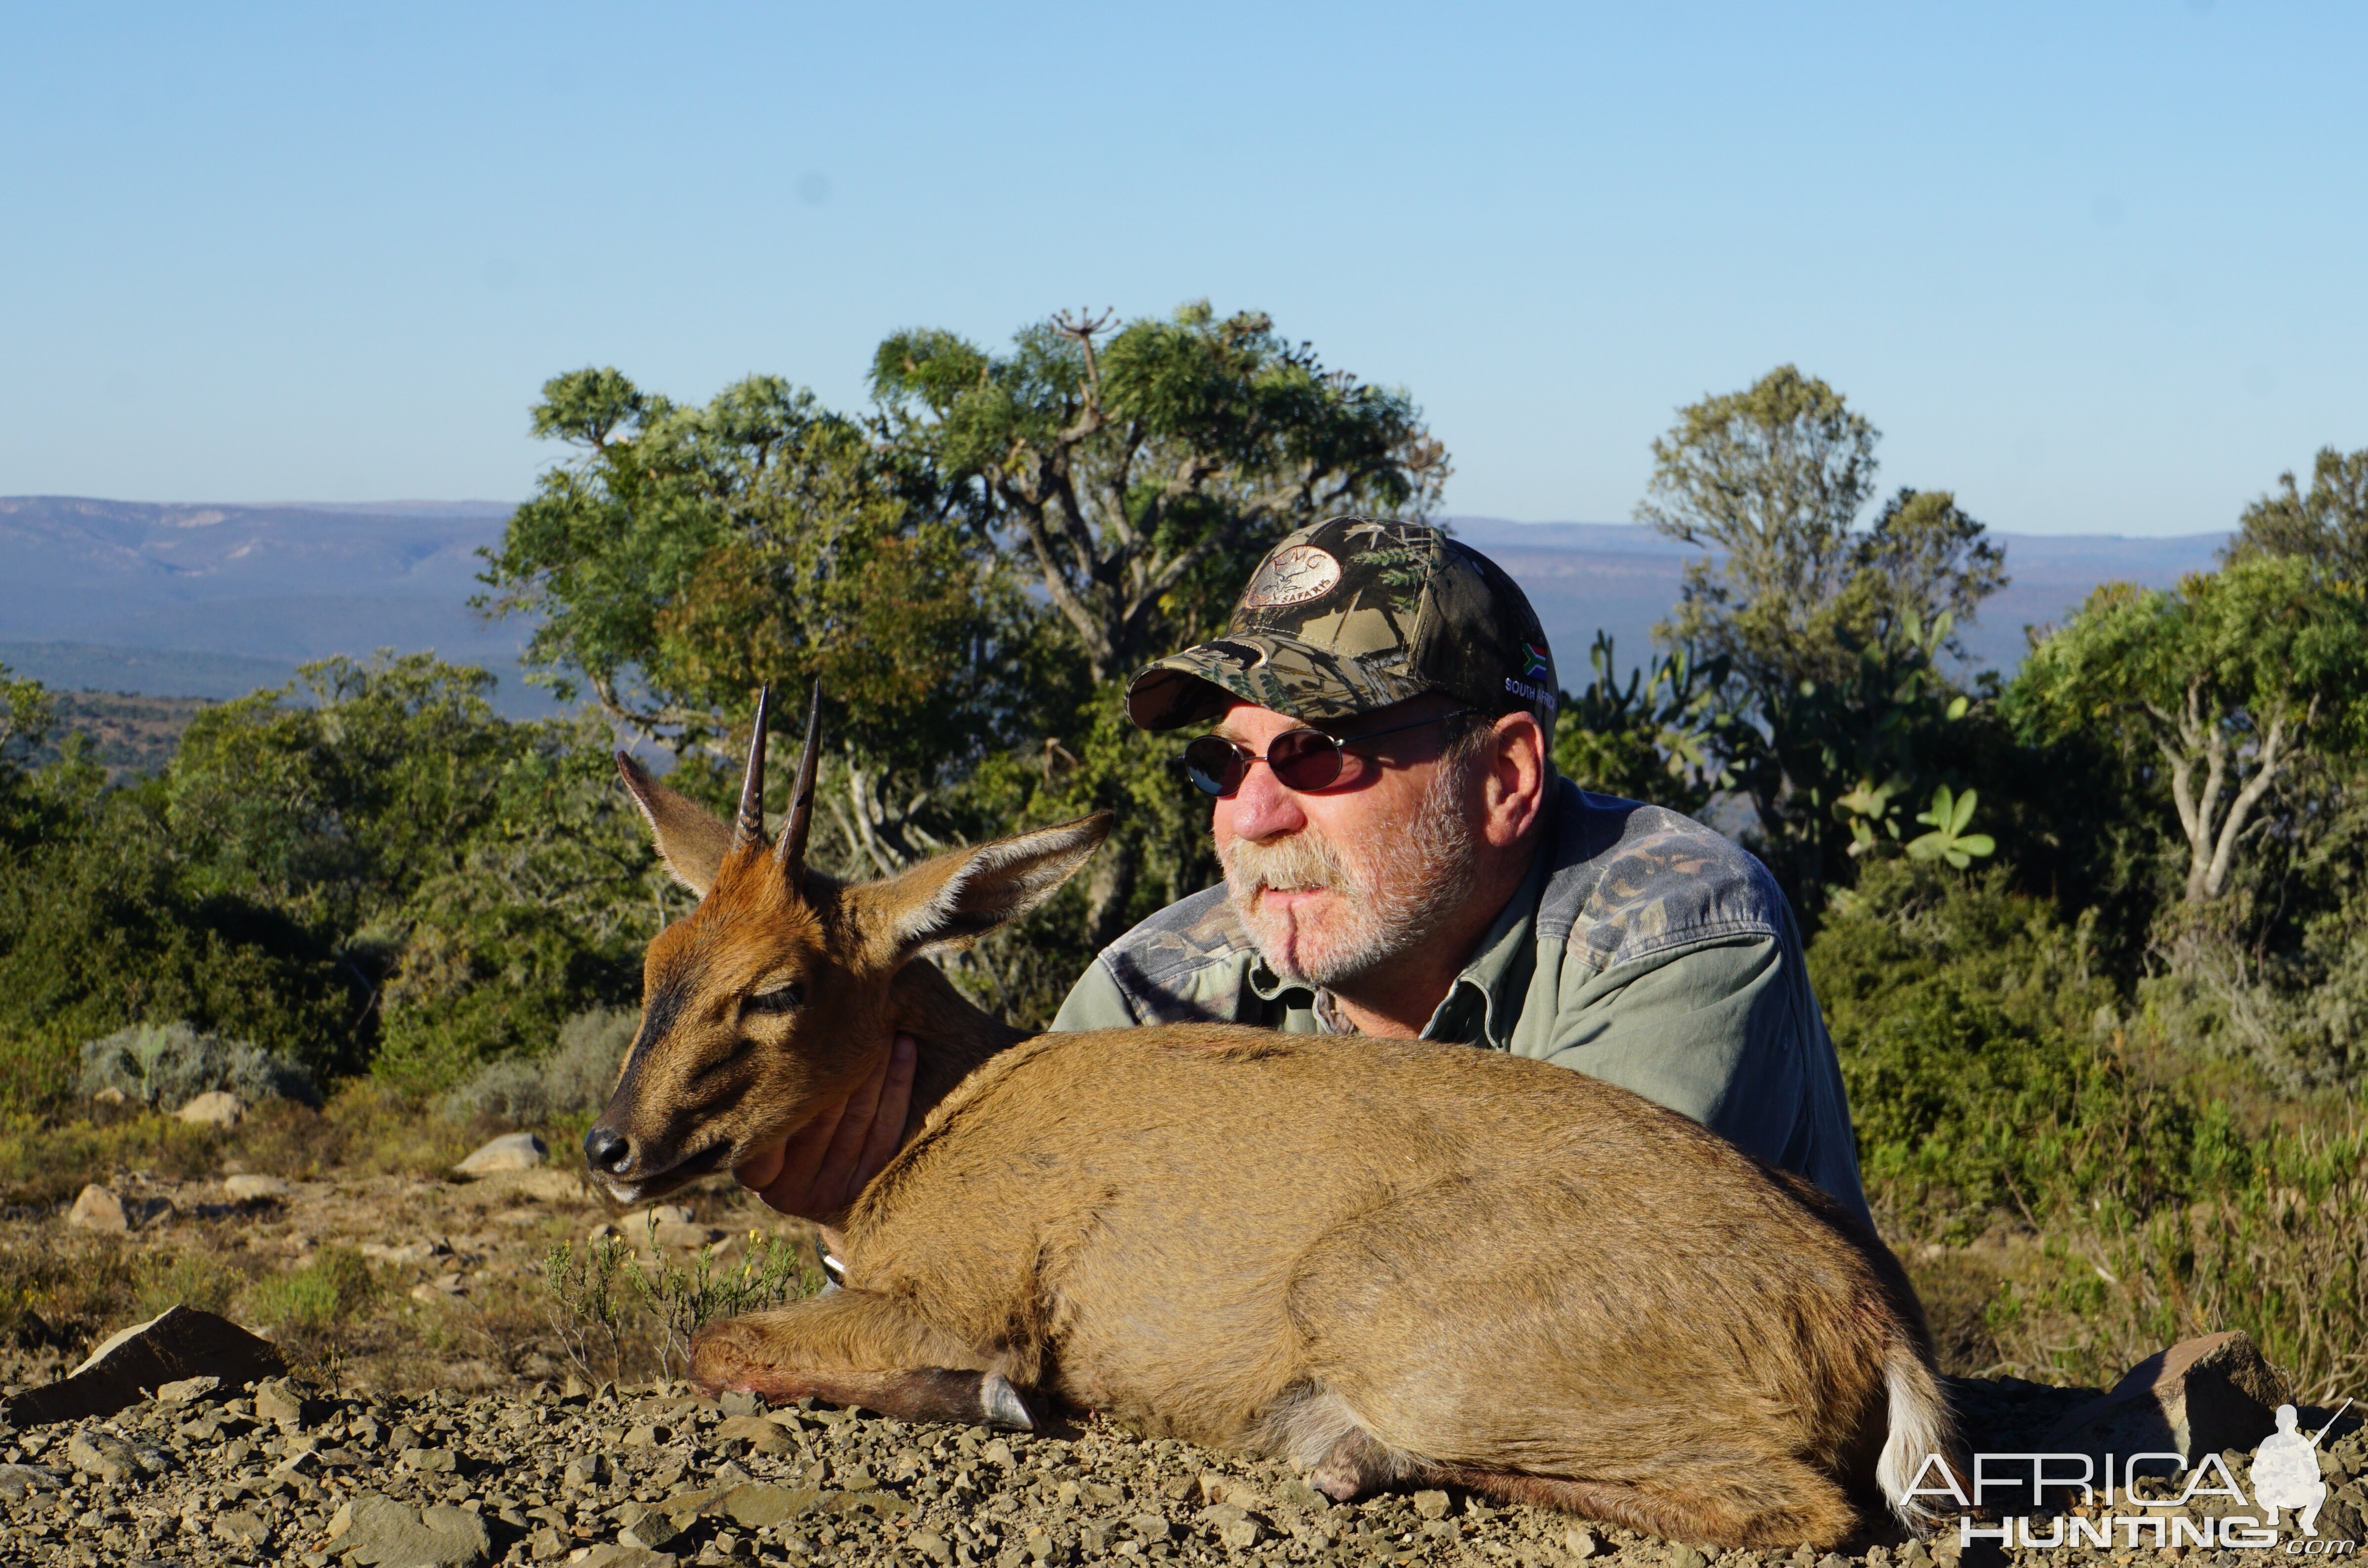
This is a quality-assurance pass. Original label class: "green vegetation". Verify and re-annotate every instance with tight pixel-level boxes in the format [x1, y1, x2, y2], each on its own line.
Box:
[542, 1228, 816, 1386]
[0, 325, 2361, 1400]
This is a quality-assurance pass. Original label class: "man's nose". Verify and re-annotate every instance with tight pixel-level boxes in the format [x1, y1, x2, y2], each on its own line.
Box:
[1219, 756, 1307, 842]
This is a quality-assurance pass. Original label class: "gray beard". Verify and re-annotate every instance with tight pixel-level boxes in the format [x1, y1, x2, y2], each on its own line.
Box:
[1219, 757, 1483, 992]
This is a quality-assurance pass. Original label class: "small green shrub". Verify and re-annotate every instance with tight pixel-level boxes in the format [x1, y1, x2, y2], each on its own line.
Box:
[78, 1020, 317, 1111]
[244, 1246, 375, 1332]
[133, 1249, 248, 1320]
[437, 1006, 635, 1128]
[541, 1226, 816, 1384]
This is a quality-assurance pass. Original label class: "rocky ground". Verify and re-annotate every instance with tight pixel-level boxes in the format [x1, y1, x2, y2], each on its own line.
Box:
[2, 1150, 2361, 1568]
[0, 1365, 2359, 1568]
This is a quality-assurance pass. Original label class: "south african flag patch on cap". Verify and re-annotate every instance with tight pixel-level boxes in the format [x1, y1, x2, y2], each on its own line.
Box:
[1522, 642, 1551, 680]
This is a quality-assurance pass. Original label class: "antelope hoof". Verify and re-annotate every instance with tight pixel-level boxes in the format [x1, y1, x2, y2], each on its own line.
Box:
[1306, 1464, 1369, 1503]
[980, 1372, 1033, 1431]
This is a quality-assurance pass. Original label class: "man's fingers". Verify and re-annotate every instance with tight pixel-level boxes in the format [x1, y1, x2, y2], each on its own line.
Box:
[772, 1094, 851, 1205]
[852, 1035, 918, 1188]
[818, 1046, 894, 1210]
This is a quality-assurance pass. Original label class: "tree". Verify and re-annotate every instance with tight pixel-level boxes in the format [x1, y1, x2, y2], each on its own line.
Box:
[1551, 633, 1739, 818]
[2009, 558, 2368, 907]
[1636, 367, 2007, 909]
[2224, 445, 2368, 582]
[168, 654, 655, 1086]
[871, 301, 1450, 684]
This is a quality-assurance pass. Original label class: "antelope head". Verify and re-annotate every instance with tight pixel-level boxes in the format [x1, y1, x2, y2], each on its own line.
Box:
[584, 682, 1111, 1204]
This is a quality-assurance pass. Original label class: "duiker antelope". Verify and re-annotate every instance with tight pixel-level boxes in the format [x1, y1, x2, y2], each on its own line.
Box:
[587, 686, 1960, 1549]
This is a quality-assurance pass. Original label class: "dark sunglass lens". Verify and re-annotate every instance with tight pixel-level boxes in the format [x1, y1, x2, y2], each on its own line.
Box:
[1267, 730, 1348, 791]
[1184, 737, 1248, 796]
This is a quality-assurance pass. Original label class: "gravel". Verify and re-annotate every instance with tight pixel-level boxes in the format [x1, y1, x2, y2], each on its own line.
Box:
[0, 1373, 2358, 1568]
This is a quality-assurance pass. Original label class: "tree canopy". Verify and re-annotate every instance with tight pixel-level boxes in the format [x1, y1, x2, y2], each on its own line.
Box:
[2009, 556, 2368, 907]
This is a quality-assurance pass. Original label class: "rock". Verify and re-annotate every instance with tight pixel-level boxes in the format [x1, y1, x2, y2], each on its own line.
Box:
[154, 1374, 221, 1405]
[67, 1183, 129, 1233]
[1413, 1489, 1452, 1520]
[454, 1131, 545, 1175]
[2042, 1329, 2288, 1467]
[574, 1547, 678, 1568]
[722, 1481, 822, 1528]
[0, 1463, 65, 1499]
[654, 1220, 724, 1249]
[177, 1089, 246, 1127]
[253, 1375, 304, 1420]
[0, 1305, 286, 1428]
[1272, 1477, 1328, 1511]
[337, 1493, 494, 1567]
[713, 1413, 792, 1454]
[91, 1084, 127, 1104]
[1130, 1513, 1176, 1543]
[1201, 1504, 1260, 1549]
[223, 1174, 291, 1201]
[401, 1445, 459, 1473]
[1564, 1526, 1600, 1558]
[618, 1501, 686, 1549]
[912, 1528, 953, 1564]
[362, 1238, 452, 1265]
[1671, 1546, 1708, 1568]
[67, 1430, 171, 1483]
[216, 1508, 271, 1546]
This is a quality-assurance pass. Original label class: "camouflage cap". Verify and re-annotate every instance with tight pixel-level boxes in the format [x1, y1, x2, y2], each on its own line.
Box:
[1126, 516, 1559, 732]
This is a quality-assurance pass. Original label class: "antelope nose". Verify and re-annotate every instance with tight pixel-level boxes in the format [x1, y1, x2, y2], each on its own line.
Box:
[584, 1125, 634, 1176]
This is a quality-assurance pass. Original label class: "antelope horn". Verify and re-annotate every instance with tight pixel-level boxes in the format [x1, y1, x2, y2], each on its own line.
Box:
[775, 680, 823, 886]
[732, 683, 773, 850]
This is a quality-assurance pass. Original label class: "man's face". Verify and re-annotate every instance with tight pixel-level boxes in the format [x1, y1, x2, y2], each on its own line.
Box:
[1209, 697, 1483, 989]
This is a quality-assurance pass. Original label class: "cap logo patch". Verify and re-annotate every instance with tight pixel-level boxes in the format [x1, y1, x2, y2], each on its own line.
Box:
[1522, 642, 1552, 680]
[1239, 545, 1342, 609]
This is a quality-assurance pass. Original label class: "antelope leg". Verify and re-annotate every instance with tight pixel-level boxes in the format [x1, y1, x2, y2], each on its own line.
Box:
[688, 1288, 1031, 1428]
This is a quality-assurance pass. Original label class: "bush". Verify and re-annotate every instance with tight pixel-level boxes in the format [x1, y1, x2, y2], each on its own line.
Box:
[77, 1020, 317, 1111]
[436, 1006, 635, 1127]
[244, 1246, 375, 1333]
[1810, 860, 2192, 1235]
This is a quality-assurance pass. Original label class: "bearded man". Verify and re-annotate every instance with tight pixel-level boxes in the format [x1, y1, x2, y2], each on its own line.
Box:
[739, 517, 1871, 1231]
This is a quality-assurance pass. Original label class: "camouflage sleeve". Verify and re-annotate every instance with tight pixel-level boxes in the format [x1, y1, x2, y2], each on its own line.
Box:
[1047, 958, 1143, 1033]
[1542, 934, 1872, 1229]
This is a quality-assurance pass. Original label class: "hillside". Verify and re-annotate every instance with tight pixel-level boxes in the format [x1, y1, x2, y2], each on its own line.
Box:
[0, 497, 554, 717]
[0, 497, 2228, 710]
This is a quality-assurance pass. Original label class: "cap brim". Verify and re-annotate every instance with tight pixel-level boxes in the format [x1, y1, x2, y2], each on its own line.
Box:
[1125, 633, 1432, 732]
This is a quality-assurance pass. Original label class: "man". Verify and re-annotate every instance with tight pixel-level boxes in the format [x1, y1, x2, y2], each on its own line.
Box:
[740, 516, 1871, 1230]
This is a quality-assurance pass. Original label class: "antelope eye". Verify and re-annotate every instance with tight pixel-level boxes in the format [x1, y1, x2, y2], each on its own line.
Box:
[745, 983, 804, 1016]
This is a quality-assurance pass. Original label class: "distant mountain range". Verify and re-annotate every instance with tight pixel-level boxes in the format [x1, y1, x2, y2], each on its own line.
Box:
[0, 495, 555, 713]
[0, 496, 2229, 709]
[1445, 517, 2230, 683]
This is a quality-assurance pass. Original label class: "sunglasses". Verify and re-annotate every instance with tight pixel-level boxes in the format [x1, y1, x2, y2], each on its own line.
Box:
[1183, 710, 1479, 798]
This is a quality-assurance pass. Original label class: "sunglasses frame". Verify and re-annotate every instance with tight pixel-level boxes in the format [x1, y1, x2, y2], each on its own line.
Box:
[1184, 708, 1483, 798]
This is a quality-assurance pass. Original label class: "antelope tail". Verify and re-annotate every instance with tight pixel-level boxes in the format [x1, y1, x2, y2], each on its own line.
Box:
[1875, 1337, 1962, 1537]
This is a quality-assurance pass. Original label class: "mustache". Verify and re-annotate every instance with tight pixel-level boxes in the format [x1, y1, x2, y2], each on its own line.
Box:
[1222, 828, 1351, 896]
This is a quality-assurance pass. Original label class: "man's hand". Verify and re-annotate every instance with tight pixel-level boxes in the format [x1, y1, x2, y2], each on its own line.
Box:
[735, 1034, 917, 1224]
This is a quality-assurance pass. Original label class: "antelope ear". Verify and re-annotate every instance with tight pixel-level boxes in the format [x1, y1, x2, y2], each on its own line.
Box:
[618, 751, 736, 896]
[860, 813, 1114, 963]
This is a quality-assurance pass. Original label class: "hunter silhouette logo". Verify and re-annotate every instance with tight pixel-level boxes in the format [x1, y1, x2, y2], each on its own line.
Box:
[1900, 1399, 2356, 1554]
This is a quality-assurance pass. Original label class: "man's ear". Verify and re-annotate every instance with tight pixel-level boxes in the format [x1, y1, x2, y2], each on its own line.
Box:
[858, 813, 1114, 964]
[618, 751, 736, 896]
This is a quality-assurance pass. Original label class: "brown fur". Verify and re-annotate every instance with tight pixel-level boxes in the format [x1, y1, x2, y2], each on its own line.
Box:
[589, 762, 1961, 1549]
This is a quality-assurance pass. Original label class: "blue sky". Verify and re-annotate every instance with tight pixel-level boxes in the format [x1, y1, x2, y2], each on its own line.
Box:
[2, 2, 2362, 536]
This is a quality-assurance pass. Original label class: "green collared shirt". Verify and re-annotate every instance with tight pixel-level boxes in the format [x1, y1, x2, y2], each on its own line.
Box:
[1048, 777, 1872, 1228]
